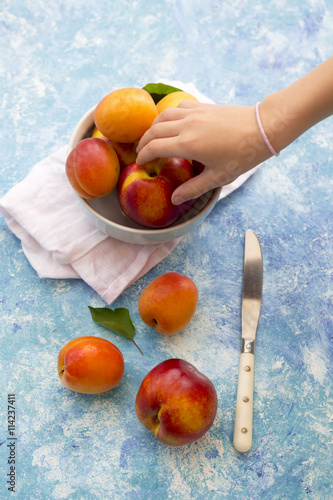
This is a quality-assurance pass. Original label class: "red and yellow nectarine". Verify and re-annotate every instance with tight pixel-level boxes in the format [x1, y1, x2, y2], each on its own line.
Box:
[135, 358, 217, 446]
[109, 140, 138, 171]
[117, 158, 196, 228]
[66, 138, 120, 199]
[91, 126, 138, 171]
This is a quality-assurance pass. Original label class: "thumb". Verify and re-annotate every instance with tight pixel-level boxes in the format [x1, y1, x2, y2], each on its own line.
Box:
[172, 171, 217, 205]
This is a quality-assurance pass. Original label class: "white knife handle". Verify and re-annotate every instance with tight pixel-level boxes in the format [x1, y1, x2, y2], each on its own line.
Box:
[233, 352, 255, 453]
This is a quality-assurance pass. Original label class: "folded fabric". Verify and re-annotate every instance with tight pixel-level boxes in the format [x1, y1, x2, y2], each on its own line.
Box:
[0, 82, 258, 304]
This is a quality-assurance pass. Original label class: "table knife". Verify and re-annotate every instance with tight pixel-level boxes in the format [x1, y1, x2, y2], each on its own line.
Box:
[233, 229, 263, 453]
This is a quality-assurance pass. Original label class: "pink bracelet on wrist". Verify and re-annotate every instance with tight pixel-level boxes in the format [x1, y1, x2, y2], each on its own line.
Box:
[255, 102, 279, 157]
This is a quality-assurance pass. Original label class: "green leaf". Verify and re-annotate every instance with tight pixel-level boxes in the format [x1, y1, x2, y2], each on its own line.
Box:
[142, 82, 183, 104]
[88, 306, 135, 337]
[88, 306, 143, 355]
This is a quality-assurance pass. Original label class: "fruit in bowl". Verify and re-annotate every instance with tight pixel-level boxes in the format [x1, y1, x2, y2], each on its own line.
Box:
[91, 126, 138, 172]
[58, 336, 124, 394]
[108, 141, 138, 172]
[138, 272, 198, 335]
[94, 87, 157, 143]
[66, 83, 222, 244]
[91, 126, 138, 171]
[66, 138, 120, 199]
[117, 158, 196, 228]
[135, 358, 218, 446]
[156, 90, 198, 114]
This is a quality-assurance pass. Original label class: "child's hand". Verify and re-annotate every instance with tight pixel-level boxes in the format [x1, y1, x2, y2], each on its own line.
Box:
[137, 57, 333, 205]
[136, 101, 271, 205]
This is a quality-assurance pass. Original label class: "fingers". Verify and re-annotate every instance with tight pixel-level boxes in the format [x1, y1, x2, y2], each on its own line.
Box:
[137, 120, 179, 155]
[137, 105, 195, 151]
[136, 100, 203, 165]
[154, 106, 189, 124]
[136, 109, 186, 161]
[136, 107, 195, 164]
[136, 137, 187, 165]
[171, 171, 217, 205]
[177, 100, 201, 109]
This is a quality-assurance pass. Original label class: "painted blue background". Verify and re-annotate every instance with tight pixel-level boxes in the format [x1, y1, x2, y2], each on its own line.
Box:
[1, 1, 332, 499]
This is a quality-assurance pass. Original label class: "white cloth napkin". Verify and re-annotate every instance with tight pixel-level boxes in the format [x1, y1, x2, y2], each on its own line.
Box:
[0, 82, 258, 304]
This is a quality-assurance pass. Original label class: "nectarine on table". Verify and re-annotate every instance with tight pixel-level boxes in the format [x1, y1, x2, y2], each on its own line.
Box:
[135, 358, 218, 446]
[58, 336, 124, 394]
[66, 138, 120, 199]
[138, 272, 198, 335]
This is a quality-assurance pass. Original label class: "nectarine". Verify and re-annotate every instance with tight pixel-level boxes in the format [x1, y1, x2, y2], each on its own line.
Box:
[138, 272, 198, 335]
[109, 140, 138, 171]
[66, 138, 120, 199]
[58, 336, 124, 394]
[91, 126, 138, 171]
[117, 158, 196, 228]
[135, 358, 217, 446]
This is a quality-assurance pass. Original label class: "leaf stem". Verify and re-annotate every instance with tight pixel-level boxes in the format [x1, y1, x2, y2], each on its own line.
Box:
[132, 338, 144, 356]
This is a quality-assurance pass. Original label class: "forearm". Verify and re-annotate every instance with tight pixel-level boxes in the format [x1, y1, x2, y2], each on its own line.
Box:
[260, 56, 333, 153]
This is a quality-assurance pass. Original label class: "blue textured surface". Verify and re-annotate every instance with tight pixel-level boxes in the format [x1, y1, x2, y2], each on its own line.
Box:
[1, 1, 332, 499]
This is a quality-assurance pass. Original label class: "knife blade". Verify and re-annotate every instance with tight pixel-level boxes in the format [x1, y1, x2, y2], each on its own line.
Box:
[233, 229, 263, 453]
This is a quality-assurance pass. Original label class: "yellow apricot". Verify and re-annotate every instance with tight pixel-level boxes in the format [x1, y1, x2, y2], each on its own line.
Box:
[156, 91, 198, 114]
[91, 126, 106, 140]
[94, 88, 158, 143]
[138, 272, 198, 335]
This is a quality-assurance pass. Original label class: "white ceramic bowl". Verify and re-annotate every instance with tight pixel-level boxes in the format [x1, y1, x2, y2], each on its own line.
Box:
[68, 105, 222, 245]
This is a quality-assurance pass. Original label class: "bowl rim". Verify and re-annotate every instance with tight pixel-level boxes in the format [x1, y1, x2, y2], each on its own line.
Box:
[68, 104, 98, 154]
[78, 186, 221, 236]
